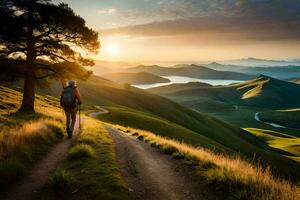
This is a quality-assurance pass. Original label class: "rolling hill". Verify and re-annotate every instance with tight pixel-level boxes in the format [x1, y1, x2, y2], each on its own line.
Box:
[36, 76, 255, 153]
[101, 72, 170, 85]
[149, 75, 300, 109]
[148, 82, 211, 94]
[3, 74, 300, 179]
[125, 64, 254, 80]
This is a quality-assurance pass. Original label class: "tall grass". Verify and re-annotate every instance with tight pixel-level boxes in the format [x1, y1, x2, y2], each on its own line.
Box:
[68, 144, 95, 159]
[0, 119, 63, 187]
[0, 86, 65, 188]
[0, 119, 63, 159]
[117, 126, 300, 200]
[49, 169, 74, 190]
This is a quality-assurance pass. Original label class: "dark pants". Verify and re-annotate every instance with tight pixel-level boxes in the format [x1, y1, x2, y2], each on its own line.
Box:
[64, 107, 77, 136]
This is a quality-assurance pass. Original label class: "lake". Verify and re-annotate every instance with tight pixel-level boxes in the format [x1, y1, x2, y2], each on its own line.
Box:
[133, 76, 242, 89]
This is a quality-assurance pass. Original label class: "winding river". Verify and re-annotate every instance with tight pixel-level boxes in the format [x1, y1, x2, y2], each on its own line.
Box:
[254, 112, 300, 130]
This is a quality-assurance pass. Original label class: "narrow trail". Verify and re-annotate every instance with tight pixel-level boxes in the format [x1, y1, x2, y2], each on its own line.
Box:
[106, 126, 220, 200]
[1, 118, 80, 200]
[88, 105, 109, 118]
[89, 107, 219, 199]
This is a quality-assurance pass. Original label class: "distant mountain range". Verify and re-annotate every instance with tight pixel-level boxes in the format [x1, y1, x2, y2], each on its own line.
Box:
[219, 57, 300, 67]
[125, 64, 254, 80]
[102, 72, 170, 85]
[203, 62, 300, 79]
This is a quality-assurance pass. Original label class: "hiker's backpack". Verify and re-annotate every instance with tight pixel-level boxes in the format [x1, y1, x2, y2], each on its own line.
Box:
[61, 87, 76, 108]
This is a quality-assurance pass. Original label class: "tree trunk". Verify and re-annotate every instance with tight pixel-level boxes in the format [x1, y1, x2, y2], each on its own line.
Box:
[19, 71, 36, 112]
[19, 1, 36, 113]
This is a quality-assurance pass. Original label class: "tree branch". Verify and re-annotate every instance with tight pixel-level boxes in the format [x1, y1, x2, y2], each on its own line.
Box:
[36, 72, 56, 79]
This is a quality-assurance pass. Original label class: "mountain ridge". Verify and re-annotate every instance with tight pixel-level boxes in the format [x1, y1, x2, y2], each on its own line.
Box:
[126, 64, 254, 80]
[101, 72, 170, 85]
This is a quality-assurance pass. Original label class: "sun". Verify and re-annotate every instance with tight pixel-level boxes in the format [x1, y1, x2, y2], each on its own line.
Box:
[106, 44, 119, 56]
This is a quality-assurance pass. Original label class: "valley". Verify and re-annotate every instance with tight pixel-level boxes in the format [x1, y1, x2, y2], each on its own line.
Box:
[146, 75, 300, 166]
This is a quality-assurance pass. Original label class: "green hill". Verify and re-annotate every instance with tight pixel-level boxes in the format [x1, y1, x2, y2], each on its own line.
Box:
[3, 75, 300, 179]
[36, 76, 272, 153]
[151, 75, 300, 109]
[101, 72, 170, 85]
[126, 64, 254, 80]
[148, 82, 211, 94]
[39, 76, 256, 153]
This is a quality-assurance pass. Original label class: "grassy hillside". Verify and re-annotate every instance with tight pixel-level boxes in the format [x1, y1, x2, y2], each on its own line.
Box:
[39, 76, 278, 159]
[101, 72, 170, 85]
[0, 86, 129, 198]
[259, 109, 300, 129]
[126, 64, 254, 80]
[150, 75, 300, 109]
[0, 86, 64, 189]
[4, 76, 300, 179]
[245, 128, 300, 163]
[95, 106, 230, 152]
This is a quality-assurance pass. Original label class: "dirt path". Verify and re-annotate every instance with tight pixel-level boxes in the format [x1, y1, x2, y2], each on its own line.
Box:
[88, 105, 109, 118]
[106, 126, 220, 200]
[1, 118, 80, 200]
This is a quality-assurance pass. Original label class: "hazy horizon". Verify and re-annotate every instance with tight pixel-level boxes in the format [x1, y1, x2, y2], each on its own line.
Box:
[94, 57, 300, 67]
[53, 0, 300, 63]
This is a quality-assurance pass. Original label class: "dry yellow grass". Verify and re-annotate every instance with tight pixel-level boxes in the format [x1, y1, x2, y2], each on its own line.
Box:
[0, 118, 63, 159]
[115, 125, 300, 200]
[238, 78, 269, 99]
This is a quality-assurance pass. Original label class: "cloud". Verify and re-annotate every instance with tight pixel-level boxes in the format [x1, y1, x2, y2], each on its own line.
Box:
[101, 17, 300, 41]
[100, 0, 300, 41]
[97, 8, 117, 15]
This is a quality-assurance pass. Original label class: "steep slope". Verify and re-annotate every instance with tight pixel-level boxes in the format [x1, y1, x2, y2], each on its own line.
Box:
[151, 75, 300, 109]
[126, 64, 254, 80]
[101, 72, 170, 85]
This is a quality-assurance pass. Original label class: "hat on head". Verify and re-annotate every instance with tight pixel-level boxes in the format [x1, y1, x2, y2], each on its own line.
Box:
[67, 80, 77, 87]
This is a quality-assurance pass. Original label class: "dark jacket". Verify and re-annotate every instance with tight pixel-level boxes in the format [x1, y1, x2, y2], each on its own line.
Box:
[60, 86, 82, 108]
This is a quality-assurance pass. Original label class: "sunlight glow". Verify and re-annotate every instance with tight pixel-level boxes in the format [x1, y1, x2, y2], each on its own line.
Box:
[106, 44, 120, 56]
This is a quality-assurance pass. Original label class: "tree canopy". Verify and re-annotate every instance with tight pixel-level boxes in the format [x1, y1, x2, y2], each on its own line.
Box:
[0, 0, 100, 111]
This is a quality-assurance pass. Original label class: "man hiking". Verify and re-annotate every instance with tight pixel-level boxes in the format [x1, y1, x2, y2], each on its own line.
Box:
[60, 80, 82, 139]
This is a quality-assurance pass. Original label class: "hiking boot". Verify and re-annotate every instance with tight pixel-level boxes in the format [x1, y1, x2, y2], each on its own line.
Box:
[67, 134, 72, 139]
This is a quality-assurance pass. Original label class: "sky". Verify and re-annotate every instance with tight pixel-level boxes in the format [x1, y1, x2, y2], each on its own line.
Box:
[53, 0, 300, 64]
